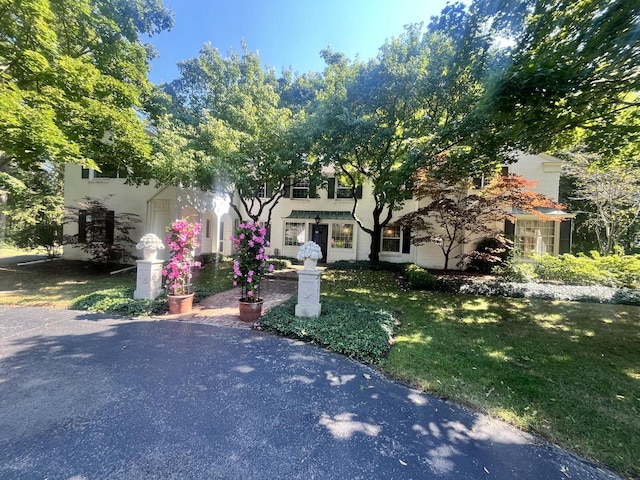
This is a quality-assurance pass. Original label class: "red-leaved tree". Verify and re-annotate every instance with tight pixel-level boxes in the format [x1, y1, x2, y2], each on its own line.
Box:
[399, 171, 563, 270]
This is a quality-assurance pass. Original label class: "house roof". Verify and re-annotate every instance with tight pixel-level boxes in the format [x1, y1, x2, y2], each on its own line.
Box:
[512, 207, 574, 217]
[286, 210, 353, 220]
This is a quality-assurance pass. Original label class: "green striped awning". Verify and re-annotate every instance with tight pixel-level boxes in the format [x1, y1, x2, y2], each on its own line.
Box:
[286, 210, 353, 220]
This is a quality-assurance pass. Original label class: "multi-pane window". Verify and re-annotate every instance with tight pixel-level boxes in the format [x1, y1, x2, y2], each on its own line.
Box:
[381, 225, 401, 252]
[292, 180, 309, 199]
[257, 183, 271, 198]
[515, 220, 556, 256]
[331, 223, 353, 249]
[336, 178, 354, 199]
[284, 222, 306, 246]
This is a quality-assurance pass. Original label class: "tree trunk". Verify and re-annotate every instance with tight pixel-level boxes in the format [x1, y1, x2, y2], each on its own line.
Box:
[368, 225, 382, 264]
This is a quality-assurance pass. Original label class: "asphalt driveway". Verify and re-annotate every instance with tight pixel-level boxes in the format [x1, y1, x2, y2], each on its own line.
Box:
[0, 306, 621, 480]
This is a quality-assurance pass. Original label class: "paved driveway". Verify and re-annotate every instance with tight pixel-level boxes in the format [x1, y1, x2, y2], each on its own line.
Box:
[0, 306, 620, 480]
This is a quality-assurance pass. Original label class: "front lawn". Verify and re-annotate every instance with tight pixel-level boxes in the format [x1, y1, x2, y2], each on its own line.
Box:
[318, 269, 640, 480]
[0, 259, 233, 311]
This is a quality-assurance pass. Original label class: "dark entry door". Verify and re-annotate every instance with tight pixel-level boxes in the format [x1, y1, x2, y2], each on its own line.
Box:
[311, 224, 329, 263]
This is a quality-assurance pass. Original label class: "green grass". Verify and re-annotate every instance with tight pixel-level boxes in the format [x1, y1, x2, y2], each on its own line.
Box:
[0, 258, 234, 311]
[0, 260, 135, 308]
[320, 269, 640, 480]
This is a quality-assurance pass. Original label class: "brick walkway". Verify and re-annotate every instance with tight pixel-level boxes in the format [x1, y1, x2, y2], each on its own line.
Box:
[156, 272, 300, 329]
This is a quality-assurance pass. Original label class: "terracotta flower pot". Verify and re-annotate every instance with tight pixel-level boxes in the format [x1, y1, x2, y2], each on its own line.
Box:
[238, 299, 264, 322]
[168, 293, 194, 314]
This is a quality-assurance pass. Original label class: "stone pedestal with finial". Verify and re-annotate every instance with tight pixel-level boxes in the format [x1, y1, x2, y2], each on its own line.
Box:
[295, 241, 323, 318]
[134, 233, 165, 300]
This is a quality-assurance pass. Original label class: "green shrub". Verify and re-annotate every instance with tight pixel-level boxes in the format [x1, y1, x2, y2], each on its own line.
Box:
[493, 259, 537, 283]
[532, 253, 640, 288]
[71, 287, 167, 316]
[466, 237, 511, 274]
[258, 298, 398, 364]
[268, 257, 293, 270]
[403, 264, 437, 290]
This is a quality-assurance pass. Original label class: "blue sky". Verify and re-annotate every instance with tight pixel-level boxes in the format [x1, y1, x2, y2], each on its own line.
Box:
[146, 0, 453, 84]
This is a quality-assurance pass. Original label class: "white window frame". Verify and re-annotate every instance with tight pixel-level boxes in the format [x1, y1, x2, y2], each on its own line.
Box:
[291, 180, 309, 199]
[381, 225, 402, 253]
[331, 223, 354, 249]
[514, 219, 558, 256]
[284, 222, 307, 246]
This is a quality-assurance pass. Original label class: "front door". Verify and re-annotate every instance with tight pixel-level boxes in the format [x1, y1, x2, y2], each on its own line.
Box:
[311, 224, 328, 263]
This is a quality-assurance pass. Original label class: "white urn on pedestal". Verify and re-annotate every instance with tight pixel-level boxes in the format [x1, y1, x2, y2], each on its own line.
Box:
[134, 233, 165, 300]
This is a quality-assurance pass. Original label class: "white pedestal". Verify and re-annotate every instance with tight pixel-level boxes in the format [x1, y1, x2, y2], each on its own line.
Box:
[134, 259, 165, 300]
[295, 268, 322, 318]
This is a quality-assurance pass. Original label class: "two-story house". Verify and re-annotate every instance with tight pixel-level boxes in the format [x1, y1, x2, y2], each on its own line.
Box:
[62, 152, 572, 269]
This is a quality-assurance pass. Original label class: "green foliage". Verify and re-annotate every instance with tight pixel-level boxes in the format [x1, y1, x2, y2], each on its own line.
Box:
[314, 21, 504, 262]
[155, 45, 317, 226]
[466, 237, 511, 274]
[402, 264, 437, 290]
[258, 298, 398, 364]
[493, 259, 537, 283]
[532, 253, 640, 288]
[268, 256, 293, 270]
[71, 287, 167, 316]
[475, 0, 640, 153]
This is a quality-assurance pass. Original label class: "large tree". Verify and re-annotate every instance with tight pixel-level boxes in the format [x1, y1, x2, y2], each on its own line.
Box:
[0, 0, 173, 242]
[474, 0, 640, 153]
[313, 21, 507, 263]
[154, 45, 318, 227]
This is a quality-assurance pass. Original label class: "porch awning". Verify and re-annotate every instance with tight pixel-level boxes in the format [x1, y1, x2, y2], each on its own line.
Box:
[286, 210, 353, 220]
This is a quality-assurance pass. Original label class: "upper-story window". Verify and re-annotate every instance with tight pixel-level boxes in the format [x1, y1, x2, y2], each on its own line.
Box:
[336, 178, 354, 198]
[81, 165, 127, 179]
[256, 183, 272, 199]
[291, 180, 309, 199]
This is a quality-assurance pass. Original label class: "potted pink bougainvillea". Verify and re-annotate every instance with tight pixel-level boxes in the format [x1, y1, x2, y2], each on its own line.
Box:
[230, 220, 274, 322]
[163, 219, 202, 314]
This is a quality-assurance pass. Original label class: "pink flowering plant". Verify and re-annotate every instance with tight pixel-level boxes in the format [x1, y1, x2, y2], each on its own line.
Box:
[163, 219, 202, 296]
[231, 220, 274, 302]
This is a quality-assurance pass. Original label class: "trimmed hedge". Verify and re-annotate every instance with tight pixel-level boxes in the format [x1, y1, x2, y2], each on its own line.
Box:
[257, 298, 398, 364]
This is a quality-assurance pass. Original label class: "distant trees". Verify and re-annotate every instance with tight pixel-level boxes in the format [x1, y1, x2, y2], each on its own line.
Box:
[563, 151, 640, 255]
[398, 170, 561, 270]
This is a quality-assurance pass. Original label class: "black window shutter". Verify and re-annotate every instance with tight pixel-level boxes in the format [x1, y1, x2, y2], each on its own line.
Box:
[504, 219, 515, 238]
[266, 183, 273, 198]
[81, 168, 89, 179]
[78, 210, 87, 243]
[308, 182, 316, 198]
[559, 219, 572, 254]
[106, 211, 115, 244]
[327, 178, 335, 199]
[355, 185, 363, 199]
[402, 227, 411, 254]
[265, 224, 271, 242]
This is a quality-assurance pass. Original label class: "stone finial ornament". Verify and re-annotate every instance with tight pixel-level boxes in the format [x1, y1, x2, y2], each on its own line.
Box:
[136, 233, 165, 261]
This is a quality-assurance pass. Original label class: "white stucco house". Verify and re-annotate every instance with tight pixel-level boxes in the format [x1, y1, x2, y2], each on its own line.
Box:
[62, 152, 572, 269]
